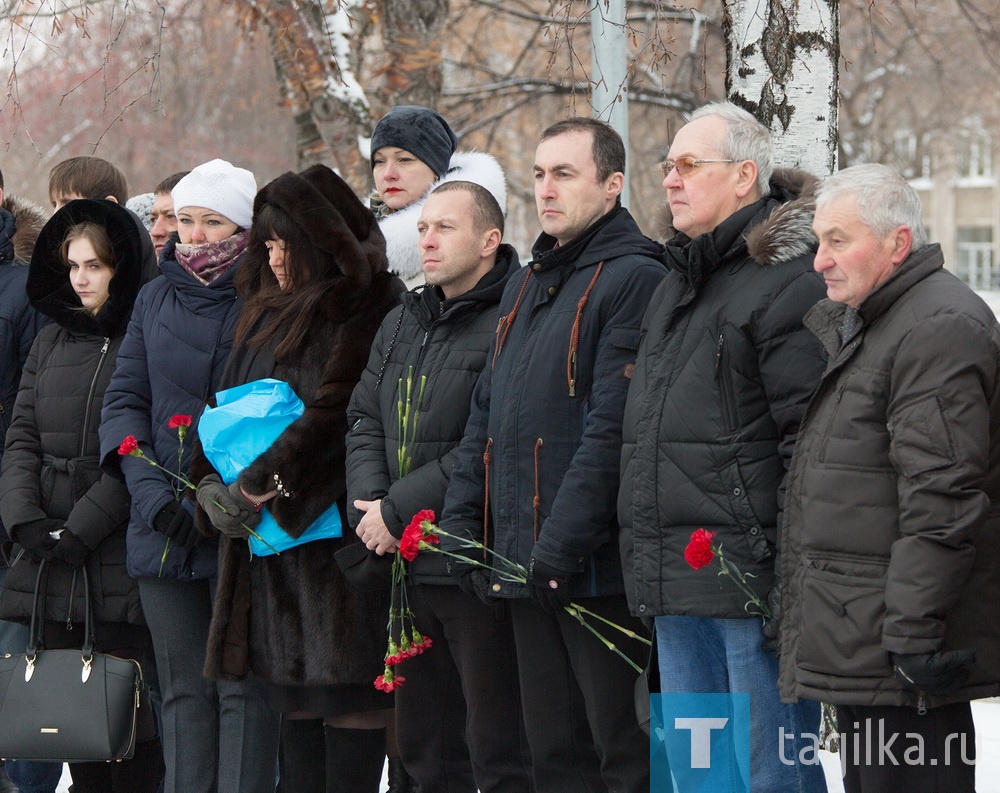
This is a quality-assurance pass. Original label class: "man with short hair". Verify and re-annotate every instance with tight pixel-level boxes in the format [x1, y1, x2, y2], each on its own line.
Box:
[440, 117, 665, 792]
[150, 171, 189, 260]
[619, 101, 828, 791]
[778, 163, 1000, 793]
[347, 180, 531, 792]
[48, 155, 129, 209]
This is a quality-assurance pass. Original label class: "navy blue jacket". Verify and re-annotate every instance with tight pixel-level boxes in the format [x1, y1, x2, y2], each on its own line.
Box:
[100, 240, 241, 580]
[439, 206, 666, 599]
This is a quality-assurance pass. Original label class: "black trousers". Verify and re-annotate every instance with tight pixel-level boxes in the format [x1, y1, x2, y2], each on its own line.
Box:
[395, 584, 533, 793]
[509, 595, 649, 793]
[835, 702, 976, 793]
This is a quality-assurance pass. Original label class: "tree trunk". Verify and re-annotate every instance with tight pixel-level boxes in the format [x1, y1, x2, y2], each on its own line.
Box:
[723, 0, 839, 176]
[376, 0, 448, 108]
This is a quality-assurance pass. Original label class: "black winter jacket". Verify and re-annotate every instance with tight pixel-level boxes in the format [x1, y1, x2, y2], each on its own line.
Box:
[346, 245, 521, 583]
[778, 244, 1000, 708]
[0, 199, 149, 627]
[619, 170, 826, 619]
[439, 205, 666, 599]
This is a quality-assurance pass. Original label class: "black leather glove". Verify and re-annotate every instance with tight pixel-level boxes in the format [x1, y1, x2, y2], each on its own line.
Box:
[761, 586, 782, 655]
[15, 518, 63, 562]
[195, 474, 262, 539]
[528, 556, 572, 615]
[153, 500, 198, 547]
[892, 649, 977, 695]
[53, 530, 90, 567]
[446, 549, 493, 606]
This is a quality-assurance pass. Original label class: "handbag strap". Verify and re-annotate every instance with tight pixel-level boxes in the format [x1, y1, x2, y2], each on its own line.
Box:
[26, 560, 95, 659]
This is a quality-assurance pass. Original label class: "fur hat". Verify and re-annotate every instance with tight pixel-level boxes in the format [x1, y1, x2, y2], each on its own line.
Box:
[370, 106, 458, 179]
[125, 192, 155, 232]
[172, 159, 256, 229]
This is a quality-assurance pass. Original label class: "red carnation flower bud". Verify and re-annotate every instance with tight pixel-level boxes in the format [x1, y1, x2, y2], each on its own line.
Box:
[684, 528, 717, 571]
[118, 435, 140, 457]
[168, 414, 193, 430]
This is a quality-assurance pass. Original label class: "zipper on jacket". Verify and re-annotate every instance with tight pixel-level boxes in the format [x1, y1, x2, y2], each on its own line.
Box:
[65, 568, 78, 630]
[817, 373, 853, 463]
[79, 337, 111, 456]
[714, 334, 738, 432]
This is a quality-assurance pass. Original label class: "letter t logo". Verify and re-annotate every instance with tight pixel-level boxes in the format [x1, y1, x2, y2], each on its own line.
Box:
[674, 717, 730, 768]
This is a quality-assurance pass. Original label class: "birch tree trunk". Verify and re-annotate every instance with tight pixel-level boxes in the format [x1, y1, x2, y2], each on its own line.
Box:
[723, 0, 839, 176]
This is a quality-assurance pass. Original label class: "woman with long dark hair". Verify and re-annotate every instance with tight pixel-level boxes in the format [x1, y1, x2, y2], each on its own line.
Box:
[193, 165, 402, 792]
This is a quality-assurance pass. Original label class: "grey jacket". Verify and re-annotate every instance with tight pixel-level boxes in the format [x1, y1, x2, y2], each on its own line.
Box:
[778, 243, 1000, 708]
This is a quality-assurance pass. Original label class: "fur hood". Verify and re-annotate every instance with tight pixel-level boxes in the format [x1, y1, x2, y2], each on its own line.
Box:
[657, 167, 819, 267]
[376, 150, 508, 282]
[0, 193, 48, 266]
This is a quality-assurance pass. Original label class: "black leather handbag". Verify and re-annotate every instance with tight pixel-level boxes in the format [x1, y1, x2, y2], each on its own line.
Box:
[0, 561, 142, 762]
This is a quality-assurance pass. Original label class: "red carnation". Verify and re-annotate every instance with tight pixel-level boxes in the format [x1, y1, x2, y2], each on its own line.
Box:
[406, 509, 436, 535]
[374, 667, 405, 692]
[168, 414, 193, 430]
[684, 528, 718, 571]
[118, 435, 140, 457]
[399, 525, 422, 562]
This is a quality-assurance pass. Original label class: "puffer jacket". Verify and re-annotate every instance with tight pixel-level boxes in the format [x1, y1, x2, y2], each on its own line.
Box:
[618, 169, 827, 619]
[99, 238, 241, 580]
[0, 195, 48, 466]
[439, 204, 666, 599]
[346, 244, 521, 583]
[778, 243, 1000, 708]
[0, 199, 149, 626]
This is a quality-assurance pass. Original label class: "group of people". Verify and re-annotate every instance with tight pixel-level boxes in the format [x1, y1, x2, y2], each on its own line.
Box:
[0, 98, 994, 793]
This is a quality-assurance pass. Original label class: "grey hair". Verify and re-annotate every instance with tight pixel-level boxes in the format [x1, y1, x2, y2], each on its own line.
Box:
[690, 102, 773, 198]
[816, 164, 929, 250]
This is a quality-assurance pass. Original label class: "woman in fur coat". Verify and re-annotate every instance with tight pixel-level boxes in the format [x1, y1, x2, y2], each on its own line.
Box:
[193, 165, 403, 793]
[371, 104, 508, 289]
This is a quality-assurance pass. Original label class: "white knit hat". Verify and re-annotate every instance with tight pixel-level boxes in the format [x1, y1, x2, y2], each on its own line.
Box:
[171, 159, 257, 229]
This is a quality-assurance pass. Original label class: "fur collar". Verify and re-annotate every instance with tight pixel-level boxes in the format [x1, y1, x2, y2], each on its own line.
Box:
[1, 194, 48, 265]
[377, 151, 508, 282]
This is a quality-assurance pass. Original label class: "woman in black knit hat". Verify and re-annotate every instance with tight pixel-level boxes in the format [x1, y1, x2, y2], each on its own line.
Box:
[192, 165, 404, 792]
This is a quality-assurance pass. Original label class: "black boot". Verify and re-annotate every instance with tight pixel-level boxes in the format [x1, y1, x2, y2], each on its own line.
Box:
[323, 726, 386, 793]
[385, 757, 420, 793]
[278, 718, 326, 793]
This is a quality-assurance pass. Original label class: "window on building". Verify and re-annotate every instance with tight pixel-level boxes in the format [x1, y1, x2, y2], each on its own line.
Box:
[956, 227, 996, 289]
[958, 132, 993, 180]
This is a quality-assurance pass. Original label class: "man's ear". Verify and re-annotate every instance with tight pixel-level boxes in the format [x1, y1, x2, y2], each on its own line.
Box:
[481, 228, 502, 258]
[735, 160, 759, 200]
[891, 226, 913, 265]
[605, 172, 625, 202]
[105, 195, 119, 204]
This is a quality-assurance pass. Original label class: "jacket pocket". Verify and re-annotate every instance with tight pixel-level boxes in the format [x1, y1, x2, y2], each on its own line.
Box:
[714, 333, 739, 433]
[887, 395, 956, 478]
[720, 460, 771, 562]
[797, 555, 891, 678]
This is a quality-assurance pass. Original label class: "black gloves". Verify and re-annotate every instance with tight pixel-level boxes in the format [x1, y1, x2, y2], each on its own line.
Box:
[53, 531, 90, 567]
[195, 474, 262, 539]
[153, 501, 199, 547]
[892, 649, 977, 695]
[447, 549, 493, 606]
[15, 518, 63, 562]
[527, 556, 572, 614]
[761, 586, 782, 655]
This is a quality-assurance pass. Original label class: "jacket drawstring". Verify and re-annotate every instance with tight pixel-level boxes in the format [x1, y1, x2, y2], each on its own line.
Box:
[532, 438, 543, 541]
[482, 438, 493, 562]
[493, 273, 532, 368]
[568, 262, 604, 396]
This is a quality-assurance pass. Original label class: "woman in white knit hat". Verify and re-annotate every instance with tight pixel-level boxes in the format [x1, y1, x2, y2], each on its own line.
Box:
[100, 159, 280, 793]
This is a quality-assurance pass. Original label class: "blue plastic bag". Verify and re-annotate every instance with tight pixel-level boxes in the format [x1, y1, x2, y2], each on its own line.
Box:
[198, 378, 342, 556]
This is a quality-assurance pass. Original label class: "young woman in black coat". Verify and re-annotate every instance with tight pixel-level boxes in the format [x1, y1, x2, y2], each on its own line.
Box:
[0, 199, 163, 792]
[193, 165, 403, 792]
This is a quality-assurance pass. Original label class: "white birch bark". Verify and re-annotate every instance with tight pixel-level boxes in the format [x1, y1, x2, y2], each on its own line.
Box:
[723, 0, 839, 176]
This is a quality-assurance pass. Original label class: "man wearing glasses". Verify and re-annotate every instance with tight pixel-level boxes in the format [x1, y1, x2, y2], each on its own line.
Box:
[619, 102, 829, 792]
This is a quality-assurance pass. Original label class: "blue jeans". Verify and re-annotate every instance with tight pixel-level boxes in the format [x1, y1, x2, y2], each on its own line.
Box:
[0, 567, 63, 793]
[655, 615, 828, 793]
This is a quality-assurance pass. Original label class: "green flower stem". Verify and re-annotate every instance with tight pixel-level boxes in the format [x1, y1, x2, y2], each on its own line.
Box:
[564, 605, 644, 674]
[714, 551, 769, 618]
[424, 526, 527, 580]
[569, 602, 653, 646]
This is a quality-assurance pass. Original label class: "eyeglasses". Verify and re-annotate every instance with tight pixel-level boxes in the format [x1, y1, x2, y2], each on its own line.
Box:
[660, 157, 736, 178]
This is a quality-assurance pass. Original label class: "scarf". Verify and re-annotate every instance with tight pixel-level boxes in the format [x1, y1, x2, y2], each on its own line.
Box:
[175, 229, 250, 285]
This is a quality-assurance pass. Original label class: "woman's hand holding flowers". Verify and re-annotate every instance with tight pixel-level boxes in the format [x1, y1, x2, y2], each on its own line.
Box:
[196, 474, 263, 538]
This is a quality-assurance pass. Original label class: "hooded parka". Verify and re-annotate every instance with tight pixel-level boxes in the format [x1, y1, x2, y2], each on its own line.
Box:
[346, 244, 521, 583]
[439, 204, 667, 599]
[777, 244, 1000, 709]
[618, 169, 827, 619]
[0, 199, 150, 626]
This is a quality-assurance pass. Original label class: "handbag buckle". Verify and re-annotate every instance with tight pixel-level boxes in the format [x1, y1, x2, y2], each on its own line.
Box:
[82, 654, 92, 683]
[24, 654, 35, 683]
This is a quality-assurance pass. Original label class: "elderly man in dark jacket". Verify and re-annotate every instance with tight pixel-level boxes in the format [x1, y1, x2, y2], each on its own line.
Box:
[439, 118, 665, 793]
[347, 180, 531, 793]
[778, 163, 1000, 793]
[618, 102, 828, 792]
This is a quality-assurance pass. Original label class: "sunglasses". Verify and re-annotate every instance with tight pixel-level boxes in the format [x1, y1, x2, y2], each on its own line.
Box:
[660, 157, 736, 177]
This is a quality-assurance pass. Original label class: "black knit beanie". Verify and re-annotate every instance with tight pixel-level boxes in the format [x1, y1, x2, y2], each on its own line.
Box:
[370, 105, 458, 179]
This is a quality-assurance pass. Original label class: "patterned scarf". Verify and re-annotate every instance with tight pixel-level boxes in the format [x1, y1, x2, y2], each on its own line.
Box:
[175, 229, 250, 285]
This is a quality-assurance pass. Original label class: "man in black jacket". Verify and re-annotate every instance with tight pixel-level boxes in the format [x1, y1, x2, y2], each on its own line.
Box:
[618, 102, 828, 792]
[439, 118, 665, 793]
[346, 181, 532, 793]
